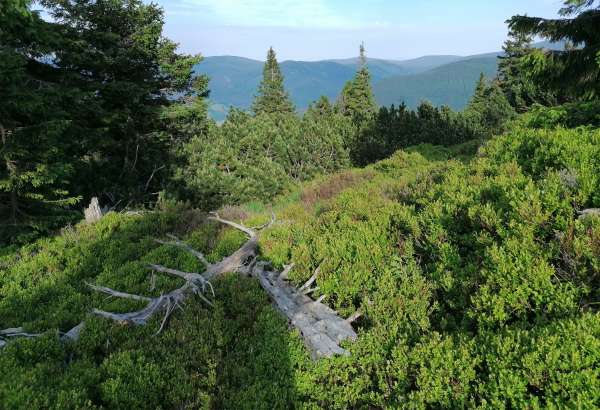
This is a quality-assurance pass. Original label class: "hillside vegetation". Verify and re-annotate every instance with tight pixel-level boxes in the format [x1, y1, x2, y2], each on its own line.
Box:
[197, 40, 564, 119]
[373, 57, 499, 109]
[1, 125, 599, 408]
[2, 0, 600, 408]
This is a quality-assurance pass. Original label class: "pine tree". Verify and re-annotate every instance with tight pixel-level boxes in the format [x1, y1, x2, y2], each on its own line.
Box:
[1, 1, 81, 243]
[39, 0, 201, 205]
[252, 47, 295, 115]
[497, 30, 557, 111]
[306, 96, 334, 118]
[337, 43, 377, 125]
[466, 74, 516, 137]
[508, 0, 600, 98]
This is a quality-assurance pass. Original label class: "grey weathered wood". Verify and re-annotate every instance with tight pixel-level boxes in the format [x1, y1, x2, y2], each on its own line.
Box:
[1, 215, 358, 359]
[84, 197, 104, 223]
[578, 208, 600, 219]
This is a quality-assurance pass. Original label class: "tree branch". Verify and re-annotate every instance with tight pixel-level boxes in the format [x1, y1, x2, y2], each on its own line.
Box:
[155, 234, 210, 267]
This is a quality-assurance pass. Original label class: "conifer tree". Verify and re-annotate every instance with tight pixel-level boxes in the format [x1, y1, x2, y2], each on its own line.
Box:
[466, 74, 516, 136]
[39, 0, 201, 204]
[497, 30, 557, 111]
[1, 1, 81, 242]
[252, 47, 295, 115]
[337, 43, 377, 125]
[508, 0, 600, 98]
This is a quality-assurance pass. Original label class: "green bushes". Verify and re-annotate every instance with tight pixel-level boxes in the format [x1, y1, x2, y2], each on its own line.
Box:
[181, 109, 351, 211]
[0, 211, 307, 408]
[2, 126, 599, 408]
[260, 126, 600, 407]
[522, 101, 600, 129]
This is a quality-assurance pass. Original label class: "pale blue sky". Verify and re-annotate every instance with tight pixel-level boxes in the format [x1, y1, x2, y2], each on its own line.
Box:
[153, 0, 563, 61]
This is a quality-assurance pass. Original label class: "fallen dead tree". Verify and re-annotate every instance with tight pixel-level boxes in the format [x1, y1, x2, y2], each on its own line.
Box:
[1, 213, 358, 359]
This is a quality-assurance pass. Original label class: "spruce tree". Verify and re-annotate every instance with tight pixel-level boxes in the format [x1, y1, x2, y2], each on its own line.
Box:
[39, 0, 201, 204]
[497, 29, 557, 111]
[508, 0, 600, 98]
[466, 74, 516, 137]
[1, 1, 81, 243]
[337, 43, 377, 125]
[252, 47, 295, 115]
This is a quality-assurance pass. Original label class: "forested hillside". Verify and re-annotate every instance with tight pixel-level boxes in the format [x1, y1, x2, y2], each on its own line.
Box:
[197, 41, 564, 120]
[373, 56, 499, 109]
[1, 0, 599, 408]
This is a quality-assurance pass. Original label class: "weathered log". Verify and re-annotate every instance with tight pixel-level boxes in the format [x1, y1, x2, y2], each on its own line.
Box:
[578, 208, 600, 220]
[1, 213, 358, 359]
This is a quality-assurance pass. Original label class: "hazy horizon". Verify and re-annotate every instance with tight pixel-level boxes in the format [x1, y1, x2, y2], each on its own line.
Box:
[151, 0, 562, 61]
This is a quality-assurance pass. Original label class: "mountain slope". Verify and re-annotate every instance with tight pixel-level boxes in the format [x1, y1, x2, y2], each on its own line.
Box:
[196, 56, 409, 118]
[373, 56, 499, 109]
[389, 55, 464, 72]
[197, 41, 565, 119]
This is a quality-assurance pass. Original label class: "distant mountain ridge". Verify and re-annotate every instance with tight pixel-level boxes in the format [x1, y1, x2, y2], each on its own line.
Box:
[195, 41, 564, 120]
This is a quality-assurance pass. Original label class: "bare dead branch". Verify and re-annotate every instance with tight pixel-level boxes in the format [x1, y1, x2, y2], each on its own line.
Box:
[148, 264, 214, 297]
[346, 311, 362, 324]
[578, 208, 600, 219]
[303, 287, 320, 295]
[155, 234, 210, 267]
[86, 282, 152, 302]
[279, 263, 295, 280]
[3, 213, 357, 359]
[144, 164, 166, 192]
[299, 265, 321, 292]
[208, 212, 256, 237]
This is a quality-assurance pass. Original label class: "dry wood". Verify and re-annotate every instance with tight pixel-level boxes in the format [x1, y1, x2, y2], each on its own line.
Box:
[578, 208, 600, 219]
[84, 197, 104, 223]
[1, 213, 357, 359]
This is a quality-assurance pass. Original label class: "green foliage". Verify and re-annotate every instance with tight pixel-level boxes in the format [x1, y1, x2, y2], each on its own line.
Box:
[1, 0, 203, 244]
[252, 47, 295, 115]
[521, 100, 600, 128]
[464, 74, 516, 137]
[508, 0, 600, 99]
[0, 3, 82, 243]
[349, 75, 515, 166]
[0, 211, 308, 408]
[351, 102, 479, 165]
[259, 126, 600, 407]
[181, 106, 351, 210]
[3, 126, 600, 408]
[337, 44, 377, 126]
[497, 29, 558, 112]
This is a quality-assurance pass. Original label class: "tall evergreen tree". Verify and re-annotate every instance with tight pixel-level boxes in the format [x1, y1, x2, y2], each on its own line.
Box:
[252, 47, 295, 115]
[466, 74, 516, 137]
[1, 0, 201, 243]
[1, 1, 82, 242]
[38, 0, 201, 205]
[508, 0, 600, 98]
[337, 43, 377, 125]
[498, 30, 560, 111]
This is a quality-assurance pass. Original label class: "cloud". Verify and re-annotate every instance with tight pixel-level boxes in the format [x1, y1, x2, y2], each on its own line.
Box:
[166, 0, 358, 28]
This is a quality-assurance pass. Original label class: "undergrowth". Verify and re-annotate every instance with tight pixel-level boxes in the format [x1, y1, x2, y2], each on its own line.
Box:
[1, 128, 599, 408]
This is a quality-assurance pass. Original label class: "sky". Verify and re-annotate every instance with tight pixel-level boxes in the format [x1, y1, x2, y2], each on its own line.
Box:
[152, 0, 564, 61]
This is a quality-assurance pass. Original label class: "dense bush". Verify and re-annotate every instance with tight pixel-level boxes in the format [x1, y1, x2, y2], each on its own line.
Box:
[2, 127, 599, 408]
[0, 211, 310, 408]
[521, 101, 600, 129]
[181, 108, 351, 210]
[260, 126, 600, 407]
